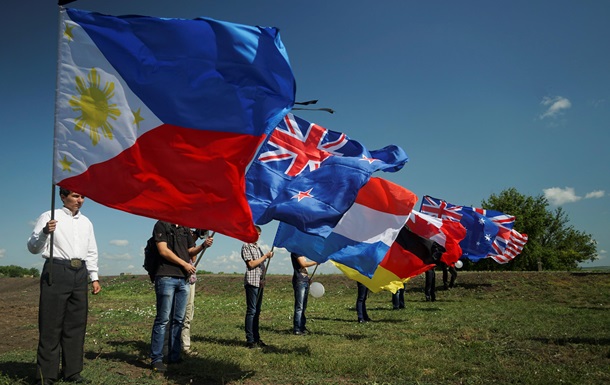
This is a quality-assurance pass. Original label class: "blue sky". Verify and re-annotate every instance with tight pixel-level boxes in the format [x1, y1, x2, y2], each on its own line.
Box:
[1, 0, 608, 276]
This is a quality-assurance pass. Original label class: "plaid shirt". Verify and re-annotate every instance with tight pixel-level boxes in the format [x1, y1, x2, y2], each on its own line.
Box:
[241, 242, 265, 287]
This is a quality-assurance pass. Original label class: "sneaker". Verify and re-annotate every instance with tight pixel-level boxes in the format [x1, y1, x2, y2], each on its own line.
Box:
[168, 358, 184, 365]
[151, 361, 167, 373]
[183, 349, 199, 357]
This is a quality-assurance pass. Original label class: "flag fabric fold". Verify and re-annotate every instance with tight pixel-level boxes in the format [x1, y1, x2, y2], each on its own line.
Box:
[54, 8, 296, 242]
[246, 113, 409, 237]
[334, 210, 466, 292]
[420, 196, 527, 263]
[273, 177, 417, 278]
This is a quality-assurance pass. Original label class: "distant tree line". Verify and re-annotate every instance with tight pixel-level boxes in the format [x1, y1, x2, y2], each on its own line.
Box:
[463, 188, 597, 271]
[0, 265, 40, 278]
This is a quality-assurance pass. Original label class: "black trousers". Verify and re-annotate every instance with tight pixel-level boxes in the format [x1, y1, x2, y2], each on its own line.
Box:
[37, 260, 88, 382]
[442, 265, 457, 287]
[424, 269, 436, 301]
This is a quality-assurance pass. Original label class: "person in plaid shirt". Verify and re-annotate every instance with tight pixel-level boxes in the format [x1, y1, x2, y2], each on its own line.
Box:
[241, 225, 274, 348]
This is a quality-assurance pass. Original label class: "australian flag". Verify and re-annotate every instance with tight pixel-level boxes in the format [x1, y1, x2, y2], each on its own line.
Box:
[420, 195, 499, 261]
[246, 113, 408, 237]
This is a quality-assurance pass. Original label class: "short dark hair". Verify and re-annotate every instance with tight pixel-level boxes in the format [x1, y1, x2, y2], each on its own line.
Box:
[59, 187, 72, 197]
[254, 225, 262, 233]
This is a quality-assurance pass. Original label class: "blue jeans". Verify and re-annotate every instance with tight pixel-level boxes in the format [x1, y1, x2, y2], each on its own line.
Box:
[292, 279, 309, 332]
[356, 282, 370, 321]
[244, 284, 263, 343]
[151, 276, 189, 364]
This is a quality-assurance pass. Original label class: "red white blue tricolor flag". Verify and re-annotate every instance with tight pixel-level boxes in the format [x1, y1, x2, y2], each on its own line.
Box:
[54, 8, 295, 242]
[274, 177, 417, 278]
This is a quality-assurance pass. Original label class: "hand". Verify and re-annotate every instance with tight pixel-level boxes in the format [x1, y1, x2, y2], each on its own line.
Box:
[204, 237, 214, 248]
[266, 251, 274, 259]
[43, 220, 57, 235]
[91, 280, 101, 295]
[184, 262, 196, 275]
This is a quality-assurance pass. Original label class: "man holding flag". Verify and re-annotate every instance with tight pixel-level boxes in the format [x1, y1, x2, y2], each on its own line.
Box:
[241, 226, 274, 349]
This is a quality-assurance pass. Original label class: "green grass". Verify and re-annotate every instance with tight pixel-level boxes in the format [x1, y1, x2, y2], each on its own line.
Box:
[0, 271, 608, 385]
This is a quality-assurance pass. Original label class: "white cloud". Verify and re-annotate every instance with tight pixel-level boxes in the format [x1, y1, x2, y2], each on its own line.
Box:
[544, 187, 606, 205]
[539, 96, 571, 119]
[543, 187, 581, 205]
[584, 190, 605, 199]
[103, 252, 133, 261]
[0, 249, 5, 259]
[109, 239, 129, 247]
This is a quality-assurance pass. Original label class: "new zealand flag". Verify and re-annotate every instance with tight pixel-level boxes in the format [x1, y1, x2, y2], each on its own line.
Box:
[246, 113, 408, 237]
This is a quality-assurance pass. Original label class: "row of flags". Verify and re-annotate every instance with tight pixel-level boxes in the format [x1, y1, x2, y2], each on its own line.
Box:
[52, 8, 527, 292]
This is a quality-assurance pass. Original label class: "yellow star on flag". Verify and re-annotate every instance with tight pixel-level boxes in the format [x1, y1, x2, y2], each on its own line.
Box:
[60, 155, 73, 172]
[64, 24, 75, 41]
[132, 107, 145, 129]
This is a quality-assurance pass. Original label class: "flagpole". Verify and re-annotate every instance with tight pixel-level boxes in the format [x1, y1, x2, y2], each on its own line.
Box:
[194, 231, 215, 268]
[48, 5, 66, 286]
[47, 184, 56, 286]
[255, 246, 273, 307]
[308, 264, 319, 284]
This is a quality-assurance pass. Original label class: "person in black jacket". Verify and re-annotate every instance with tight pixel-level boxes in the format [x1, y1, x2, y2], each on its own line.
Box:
[149, 222, 208, 373]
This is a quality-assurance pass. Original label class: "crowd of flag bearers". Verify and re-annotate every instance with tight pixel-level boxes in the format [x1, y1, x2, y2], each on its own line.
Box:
[37, 5, 528, 383]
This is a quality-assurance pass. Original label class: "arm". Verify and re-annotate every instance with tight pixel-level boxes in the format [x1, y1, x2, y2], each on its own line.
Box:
[242, 243, 273, 270]
[27, 212, 53, 254]
[245, 250, 273, 269]
[296, 256, 317, 269]
[157, 241, 196, 275]
[85, 220, 101, 293]
[187, 235, 214, 260]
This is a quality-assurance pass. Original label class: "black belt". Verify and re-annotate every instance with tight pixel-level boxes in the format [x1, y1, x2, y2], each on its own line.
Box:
[47, 258, 85, 269]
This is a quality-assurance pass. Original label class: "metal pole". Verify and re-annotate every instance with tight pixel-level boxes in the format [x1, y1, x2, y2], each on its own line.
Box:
[48, 185, 56, 286]
[194, 231, 215, 268]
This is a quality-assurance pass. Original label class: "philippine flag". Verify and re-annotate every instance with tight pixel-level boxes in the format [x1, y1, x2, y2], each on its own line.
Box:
[54, 8, 295, 242]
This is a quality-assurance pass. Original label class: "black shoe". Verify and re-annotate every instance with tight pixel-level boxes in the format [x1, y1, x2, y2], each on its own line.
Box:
[151, 360, 167, 373]
[168, 358, 184, 365]
[364, 318, 372, 322]
[358, 319, 366, 323]
[35, 380, 55, 385]
[64, 374, 91, 383]
[425, 296, 431, 301]
[294, 330, 308, 335]
[256, 340, 268, 347]
[246, 342, 259, 349]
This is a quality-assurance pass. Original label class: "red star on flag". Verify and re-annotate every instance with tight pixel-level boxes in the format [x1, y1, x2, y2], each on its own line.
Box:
[292, 188, 314, 202]
[359, 155, 379, 164]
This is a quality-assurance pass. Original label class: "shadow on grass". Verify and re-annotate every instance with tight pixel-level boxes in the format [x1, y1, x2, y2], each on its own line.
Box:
[531, 337, 610, 346]
[93, 339, 251, 385]
[87, 339, 150, 368]
[569, 305, 609, 311]
[193, 335, 314, 355]
[0, 361, 35, 384]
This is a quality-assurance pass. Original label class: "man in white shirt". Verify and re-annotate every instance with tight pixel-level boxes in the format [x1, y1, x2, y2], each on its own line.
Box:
[28, 188, 101, 385]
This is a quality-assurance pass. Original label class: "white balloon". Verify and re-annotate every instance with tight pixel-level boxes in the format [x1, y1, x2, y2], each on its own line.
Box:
[455, 260, 463, 269]
[309, 282, 325, 298]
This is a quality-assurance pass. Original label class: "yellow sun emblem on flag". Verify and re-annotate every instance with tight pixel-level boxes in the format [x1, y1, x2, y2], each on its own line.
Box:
[69, 68, 121, 146]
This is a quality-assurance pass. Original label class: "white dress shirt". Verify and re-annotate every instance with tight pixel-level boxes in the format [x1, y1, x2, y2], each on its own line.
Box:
[28, 206, 99, 282]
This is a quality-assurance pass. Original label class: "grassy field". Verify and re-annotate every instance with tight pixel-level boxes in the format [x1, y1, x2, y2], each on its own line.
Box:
[0, 271, 608, 385]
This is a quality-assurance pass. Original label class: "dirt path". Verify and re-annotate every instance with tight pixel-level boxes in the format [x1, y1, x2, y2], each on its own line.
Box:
[0, 277, 40, 354]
